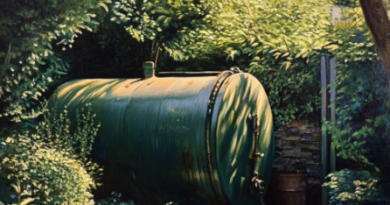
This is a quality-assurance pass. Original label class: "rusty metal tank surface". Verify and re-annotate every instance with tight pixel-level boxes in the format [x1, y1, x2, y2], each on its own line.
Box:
[48, 70, 275, 205]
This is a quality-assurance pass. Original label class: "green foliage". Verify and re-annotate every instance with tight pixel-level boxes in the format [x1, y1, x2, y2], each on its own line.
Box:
[108, 0, 213, 61]
[323, 169, 389, 205]
[45, 103, 101, 158]
[61, 9, 147, 77]
[321, 5, 390, 202]
[2, 0, 390, 203]
[330, 0, 390, 9]
[0, 1, 111, 204]
[212, 0, 330, 126]
[96, 192, 138, 205]
[106, 0, 333, 127]
[62, 0, 229, 78]
[324, 7, 385, 165]
[0, 104, 102, 204]
[328, 0, 359, 7]
[0, 0, 103, 123]
[95, 191, 204, 205]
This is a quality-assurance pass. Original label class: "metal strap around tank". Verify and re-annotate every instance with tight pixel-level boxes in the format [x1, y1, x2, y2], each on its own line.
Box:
[156, 71, 221, 77]
[205, 70, 235, 204]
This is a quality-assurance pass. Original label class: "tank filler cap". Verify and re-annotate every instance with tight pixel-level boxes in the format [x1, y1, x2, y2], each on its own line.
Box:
[143, 61, 155, 78]
[230, 66, 243, 73]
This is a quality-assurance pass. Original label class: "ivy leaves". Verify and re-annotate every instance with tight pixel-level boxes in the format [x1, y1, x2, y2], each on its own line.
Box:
[321, 6, 387, 167]
[0, 0, 101, 123]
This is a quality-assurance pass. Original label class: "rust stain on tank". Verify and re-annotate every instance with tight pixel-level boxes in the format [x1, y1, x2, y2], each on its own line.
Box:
[185, 80, 194, 88]
[182, 152, 194, 169]
[224, 78, 231, 86]
[181, 151, 194, 181]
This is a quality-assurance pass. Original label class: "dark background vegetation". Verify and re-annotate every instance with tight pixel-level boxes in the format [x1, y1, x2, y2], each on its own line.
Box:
[0, 0, 389, 204]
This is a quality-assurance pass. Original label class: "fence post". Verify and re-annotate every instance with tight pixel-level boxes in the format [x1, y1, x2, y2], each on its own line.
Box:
[321, 55, 337, 205]
[330, 59, 336, 173]
[321, 55, 329, 205]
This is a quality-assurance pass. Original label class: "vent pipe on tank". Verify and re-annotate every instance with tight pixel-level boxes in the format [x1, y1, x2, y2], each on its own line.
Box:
[143, 61, 155, 78]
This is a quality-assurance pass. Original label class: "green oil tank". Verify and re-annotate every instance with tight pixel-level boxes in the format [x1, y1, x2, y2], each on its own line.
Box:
[48, 68, 275, 205]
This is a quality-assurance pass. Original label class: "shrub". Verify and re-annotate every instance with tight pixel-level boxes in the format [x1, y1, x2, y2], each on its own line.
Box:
[323, 169, 390, 205]
[96, 192, 138, 205]
[0, 104, 101, 204]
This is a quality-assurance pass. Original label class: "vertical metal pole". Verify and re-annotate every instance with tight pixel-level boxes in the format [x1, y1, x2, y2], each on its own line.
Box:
[321, 56, 337, 204]
[329, 59, 337, 173]
[321, 55, 329, 205]
[152, 40, 160, 71]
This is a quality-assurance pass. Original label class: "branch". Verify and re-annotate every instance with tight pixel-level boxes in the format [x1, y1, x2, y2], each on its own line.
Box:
[0, 43, 12, 85]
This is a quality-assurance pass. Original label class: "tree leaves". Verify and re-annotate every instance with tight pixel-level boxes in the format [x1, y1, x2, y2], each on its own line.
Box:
[20, 198, 35, 205]
[323, 169, 388, 204]
[281, 61, 292, 70]
[0, 0, 101, 123]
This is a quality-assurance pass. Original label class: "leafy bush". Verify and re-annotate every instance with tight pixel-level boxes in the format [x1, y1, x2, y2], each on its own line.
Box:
[43, 103, 100, 158]
[323, 169, 389, 205]
[321, 5, 390, 202]
[96, 192, 138, 205]
[95, 191, 203, 205]
[0, 0, 105, 124]
[0, 104, 101, 204]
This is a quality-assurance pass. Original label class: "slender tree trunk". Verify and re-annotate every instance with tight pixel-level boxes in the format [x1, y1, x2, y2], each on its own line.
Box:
[359, 0, 390, 144]
[360, 0, 390, 83]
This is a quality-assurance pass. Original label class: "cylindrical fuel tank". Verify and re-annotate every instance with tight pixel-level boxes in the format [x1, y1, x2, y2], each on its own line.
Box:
[48, 70, 275, 205]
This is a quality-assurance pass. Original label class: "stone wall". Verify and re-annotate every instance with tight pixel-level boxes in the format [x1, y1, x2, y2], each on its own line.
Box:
[271, 120, 322, 204]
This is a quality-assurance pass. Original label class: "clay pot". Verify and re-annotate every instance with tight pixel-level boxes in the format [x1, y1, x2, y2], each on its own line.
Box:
[273, 173, 308, 205]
